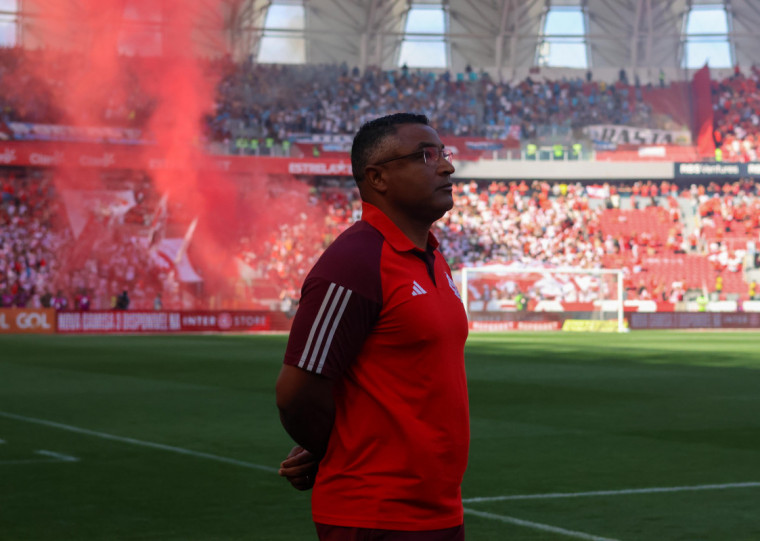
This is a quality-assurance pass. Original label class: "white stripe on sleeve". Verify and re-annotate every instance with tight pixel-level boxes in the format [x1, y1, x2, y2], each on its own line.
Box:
[315, 289, 352, 374]
[299, 283, 352, 373]
[298, 282, 336, 369]
[305, 285, 347, 371]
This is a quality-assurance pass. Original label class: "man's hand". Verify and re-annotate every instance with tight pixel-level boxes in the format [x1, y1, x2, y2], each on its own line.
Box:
[279, 445, 319, 491]
[275, 365, 334, 491]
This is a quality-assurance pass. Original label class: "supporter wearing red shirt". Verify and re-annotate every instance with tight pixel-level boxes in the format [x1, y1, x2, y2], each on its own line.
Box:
[276, 114, 469, 540]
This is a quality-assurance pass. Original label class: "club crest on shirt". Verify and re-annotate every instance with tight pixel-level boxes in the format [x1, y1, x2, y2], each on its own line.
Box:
[446, 273, 462, 303]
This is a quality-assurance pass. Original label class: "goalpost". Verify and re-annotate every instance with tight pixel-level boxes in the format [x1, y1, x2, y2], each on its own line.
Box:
[459, 265, 626, 332]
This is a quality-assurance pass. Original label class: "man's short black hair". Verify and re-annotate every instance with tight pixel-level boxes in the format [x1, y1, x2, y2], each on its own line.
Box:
[351, 113, 430, 184]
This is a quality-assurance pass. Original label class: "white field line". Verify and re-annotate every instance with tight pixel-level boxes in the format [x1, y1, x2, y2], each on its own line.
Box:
[0, 458, 73, 465]
[35, 449, 79, 462]
[0, 449, 79, 466]
[0, 410, 277, 473]
[463, 482, 760, 504]
[463, 508, 620, 541]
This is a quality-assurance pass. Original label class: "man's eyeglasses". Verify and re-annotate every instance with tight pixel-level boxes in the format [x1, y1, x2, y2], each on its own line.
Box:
[372, 147, 454, 167]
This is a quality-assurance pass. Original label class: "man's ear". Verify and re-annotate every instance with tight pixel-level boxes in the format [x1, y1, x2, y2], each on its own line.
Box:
[364, 165, 388, 194]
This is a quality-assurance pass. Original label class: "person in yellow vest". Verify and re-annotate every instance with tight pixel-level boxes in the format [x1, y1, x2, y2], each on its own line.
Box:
[715, 147, 723, 162]
[553, 143, 564, 160]
[235, 137, 249, 155]
[526, 143, 537, 160]
[696, 294, 708, 312]
[515, 291, 527, 311]
[749, 280, 757, 300]
[572, 142, 582, 160]
[714, 275, 723, 300]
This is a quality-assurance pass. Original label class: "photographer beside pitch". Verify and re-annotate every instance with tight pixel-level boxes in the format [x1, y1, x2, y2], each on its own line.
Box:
[276, 113, 470, 540]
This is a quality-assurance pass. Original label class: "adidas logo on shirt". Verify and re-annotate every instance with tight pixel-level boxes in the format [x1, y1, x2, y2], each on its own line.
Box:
[412, 281, 427, 296]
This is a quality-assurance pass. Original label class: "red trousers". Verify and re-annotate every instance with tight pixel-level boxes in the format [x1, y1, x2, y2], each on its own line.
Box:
[315, 523, 465, 541]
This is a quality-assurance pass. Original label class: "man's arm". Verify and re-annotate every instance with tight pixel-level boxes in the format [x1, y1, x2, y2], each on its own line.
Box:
[275, 268, 380, 490]
[275, 364, 335, 459]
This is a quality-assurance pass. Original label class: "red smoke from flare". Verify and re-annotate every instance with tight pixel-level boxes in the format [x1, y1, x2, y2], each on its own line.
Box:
[26, 0, 317, 307]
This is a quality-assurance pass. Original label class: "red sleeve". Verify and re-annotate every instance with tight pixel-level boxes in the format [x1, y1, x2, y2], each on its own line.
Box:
[283, 276, 381, 380]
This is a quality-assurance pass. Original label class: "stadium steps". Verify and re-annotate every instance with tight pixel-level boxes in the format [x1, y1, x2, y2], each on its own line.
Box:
[678, 197, 699, 239]
[636, 254, 746, 294]
[600, 207, 680, 245]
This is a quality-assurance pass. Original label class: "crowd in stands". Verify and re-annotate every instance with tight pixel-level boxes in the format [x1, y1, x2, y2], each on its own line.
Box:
[2, 48, 666, 146]
[712, 65, 760, 161]
[0, 168, 65, 309]
[8, 47, 760, 158]
[5, 47, 760, 309]
[0, 47, 156, 128]
[210, 62, 660, 143]
[226, 177, 760, 308]
[438, 180, 603, 269]
[234, 180, 361, 309]
[441, 179, 760, 303]
[2, 166, 760, 310]
[12, 46, 760, 161]
[0, 168, 179, 311]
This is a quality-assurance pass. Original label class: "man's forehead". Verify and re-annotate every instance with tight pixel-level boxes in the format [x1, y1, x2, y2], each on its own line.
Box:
[388, 123, 441, 148]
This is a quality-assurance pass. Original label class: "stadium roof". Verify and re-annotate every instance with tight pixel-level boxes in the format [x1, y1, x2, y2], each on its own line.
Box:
[235, 0, 760, 80]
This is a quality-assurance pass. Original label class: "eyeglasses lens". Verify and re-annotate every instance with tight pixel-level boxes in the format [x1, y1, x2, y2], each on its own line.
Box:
[422, 148, 453, 165]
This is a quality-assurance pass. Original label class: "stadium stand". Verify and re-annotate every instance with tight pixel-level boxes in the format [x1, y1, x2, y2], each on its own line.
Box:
[712, 66, 760, 162]
[3, 44, 760, 310]
[1, 48, 678, 144]
[0, 166, 182, 310]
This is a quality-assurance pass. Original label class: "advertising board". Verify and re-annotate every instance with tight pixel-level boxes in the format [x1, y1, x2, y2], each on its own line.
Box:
[0, 308, 56, 334]
[56, 310, 271, 334]
[629, 312, 760, 329]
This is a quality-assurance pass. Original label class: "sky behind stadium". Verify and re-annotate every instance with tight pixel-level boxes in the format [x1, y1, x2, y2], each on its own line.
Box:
[0, 1, 735, 70]
[259, 2, 733, 70]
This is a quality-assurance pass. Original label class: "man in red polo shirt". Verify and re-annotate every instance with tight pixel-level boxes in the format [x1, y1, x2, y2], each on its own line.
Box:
[276, 113, 470, 540]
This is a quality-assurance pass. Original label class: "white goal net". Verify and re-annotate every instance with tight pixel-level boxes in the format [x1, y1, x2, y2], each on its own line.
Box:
[458, 264, 626, 332]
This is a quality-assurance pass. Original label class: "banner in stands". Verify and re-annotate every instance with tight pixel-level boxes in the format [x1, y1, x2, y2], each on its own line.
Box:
[289, 134, 352, 145]
[292, 135, 519, 160]
[0, 140, 528, 175]
[595, 144, 699, 162]
[0, 308, 56, 334]
[629, 312, 760, 329]
[145, 238, 203, 283]
[179, 311, 270, 332]
[0, 141, 355, 176]
[585, 124, 692, 145]
[470, 321, 561, 331]
[287, 161, 352, 175]
[61, 189, 137, 238]
[56, 310, 271, 334]
[6, 122, 146, 145]
[562, 319, 620, 332]
[290, 133, 352, 152]
[674, 162, 760, 178]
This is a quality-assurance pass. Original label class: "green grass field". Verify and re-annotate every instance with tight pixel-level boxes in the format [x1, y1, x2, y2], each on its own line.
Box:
[1, 332, 759, 541]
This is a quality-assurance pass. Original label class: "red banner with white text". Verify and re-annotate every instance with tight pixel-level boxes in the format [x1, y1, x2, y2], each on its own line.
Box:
[0, 141, 354, 175]
[56, 310, 271, 334]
